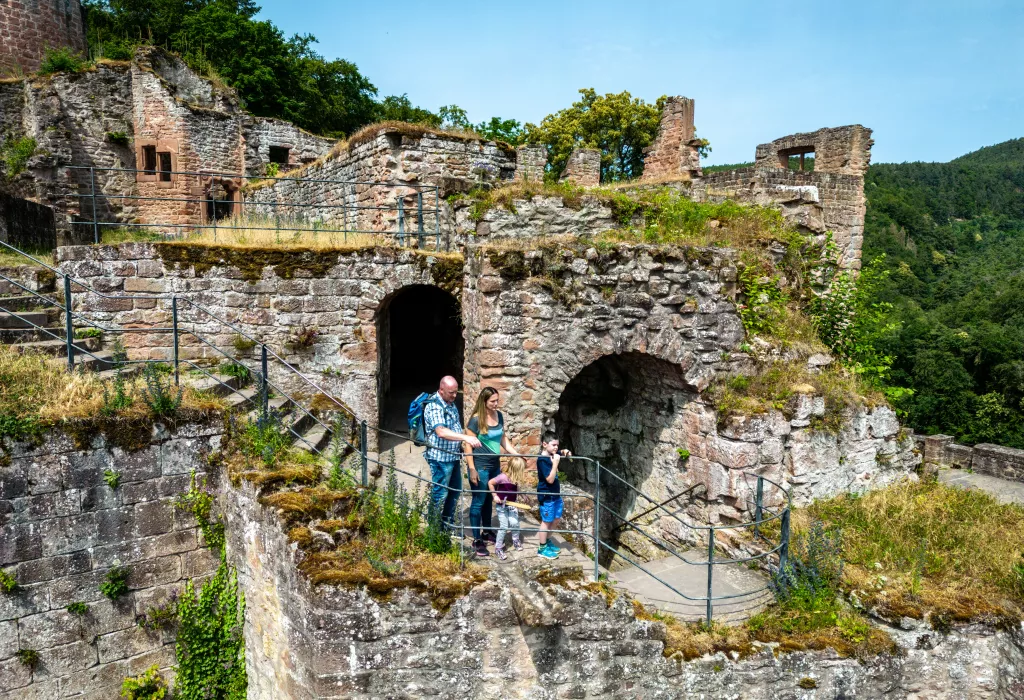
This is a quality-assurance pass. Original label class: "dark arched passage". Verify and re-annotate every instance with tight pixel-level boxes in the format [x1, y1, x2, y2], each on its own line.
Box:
[377, 285, 464, 432]
[554, 351, 697, 566]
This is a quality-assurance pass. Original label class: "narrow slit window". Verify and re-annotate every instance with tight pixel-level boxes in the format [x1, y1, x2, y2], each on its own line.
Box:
[158, 152, 172, 181]
[142, 145, 157, 174]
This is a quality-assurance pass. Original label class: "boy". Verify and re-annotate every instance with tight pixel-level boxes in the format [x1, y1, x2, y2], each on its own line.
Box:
[536, 434, 571, 559]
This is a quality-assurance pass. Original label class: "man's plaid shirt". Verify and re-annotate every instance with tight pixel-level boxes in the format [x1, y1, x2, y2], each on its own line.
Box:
[424, 393, 463, 462]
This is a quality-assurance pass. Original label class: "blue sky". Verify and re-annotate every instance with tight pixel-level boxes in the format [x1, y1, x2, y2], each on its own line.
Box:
[256, 0, 1023, 165]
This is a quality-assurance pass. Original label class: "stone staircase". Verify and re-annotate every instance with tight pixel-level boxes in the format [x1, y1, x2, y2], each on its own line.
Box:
[0, 263, 332, 454]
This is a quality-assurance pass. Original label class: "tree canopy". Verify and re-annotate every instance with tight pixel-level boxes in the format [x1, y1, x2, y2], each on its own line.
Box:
[524, 89, 665, 183]
[861, 139, 1024, 448]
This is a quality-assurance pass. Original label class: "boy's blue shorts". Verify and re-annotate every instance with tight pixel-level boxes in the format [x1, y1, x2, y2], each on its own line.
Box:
[539, 496, 564, 523]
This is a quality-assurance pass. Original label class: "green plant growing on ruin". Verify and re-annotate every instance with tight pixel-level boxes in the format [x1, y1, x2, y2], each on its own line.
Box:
[67, 602, 88, 616]
[736, 254, 788, 337]
[120, 664, 169, 700]
[219, 361, 251, 384]
[15, 648, 39, 670]
[263, 162, 279, 178]
[104, 469, 121, 489]
[74, 327, 104, 340]
[231, 334, 256, 356]
[175, 557, 247, 700]
[137, 596, 179, 631]
[100, 566, 130, 600]
[0, 136, 37, 180]
[175, 471, 225, 550]
[676, 448, 690, 460]
[0, 568, 18, 593]
[241, 412, 292, 468]
[101, 363, 134, 416]
[286, 326, 319, 350]
[1013, 554, 1024, 599]
[106, 131, 131, 146]
[141, 362, 183, 417]
[38, 47, 87, 74]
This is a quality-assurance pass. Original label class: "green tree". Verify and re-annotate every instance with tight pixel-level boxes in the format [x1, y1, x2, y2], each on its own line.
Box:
[524, 88, 666, 182]
[475, 117, 525, 146]
[375, 94, 441, 126]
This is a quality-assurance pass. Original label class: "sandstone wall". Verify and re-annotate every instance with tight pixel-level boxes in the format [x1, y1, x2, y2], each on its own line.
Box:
[242, 117, 336, 177]
[0, 0, 86, 74]
[641, 96, 702, 181]
[56, 242, 459, 429]
[559, 147, 601, 186]
[225, 468, 1024, 699]
[242, 127, 518, 240]
[0, 421, 222, 699]
[921, 434, 1024, 483]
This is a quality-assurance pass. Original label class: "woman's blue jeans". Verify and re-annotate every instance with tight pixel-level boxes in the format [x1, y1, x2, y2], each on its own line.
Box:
[469, 464, 499, 542]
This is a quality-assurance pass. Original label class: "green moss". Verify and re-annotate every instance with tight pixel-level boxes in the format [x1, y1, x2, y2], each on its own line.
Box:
[427, 255, 464, 294]
[487, 250, 532, 281]
[155, 243, 344, 282]
[61, 410, 216, 452]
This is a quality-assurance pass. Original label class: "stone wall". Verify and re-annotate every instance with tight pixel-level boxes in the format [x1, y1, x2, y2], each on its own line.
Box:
[559, 147, 601, 186]
[921, 434, 1024, 483]
[242, 117, 336, 177]
[754, 125, 873, 177]
[0, 421, 222, 699]
[0, 0, 86, 74]
[514, 144, 547, 182]
[641, 96, 702, 181]
[56, 242, 459, 431]
[225, 468, 1024, 698]
[0, 191, 56, 249]
[242, 126, 519, 239]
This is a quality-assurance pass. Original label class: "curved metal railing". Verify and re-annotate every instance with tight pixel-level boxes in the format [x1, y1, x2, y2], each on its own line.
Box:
[0, 239, 791, 623]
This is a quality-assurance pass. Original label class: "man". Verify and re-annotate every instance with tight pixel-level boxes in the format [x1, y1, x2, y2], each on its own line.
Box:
[424, 376, 481, 530]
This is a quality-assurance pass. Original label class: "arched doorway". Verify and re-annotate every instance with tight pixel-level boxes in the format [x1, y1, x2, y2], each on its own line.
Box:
[554, 351, 697, 566]
[377, 285, 464, 433]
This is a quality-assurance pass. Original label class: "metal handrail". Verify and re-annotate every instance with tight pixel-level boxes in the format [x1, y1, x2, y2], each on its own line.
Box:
[0, 237, 792, 623]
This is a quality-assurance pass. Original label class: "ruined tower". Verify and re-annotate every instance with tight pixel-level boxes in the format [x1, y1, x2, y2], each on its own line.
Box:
[0, 0, 86, 73]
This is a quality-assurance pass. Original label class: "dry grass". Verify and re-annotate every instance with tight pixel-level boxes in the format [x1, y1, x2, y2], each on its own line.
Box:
[297, 543, 487, 611]
[800, 479, 1024, 622]
[0, 347, 221, 428]
[238, 463, 321, 488]
[258, 485, 355, 522]
[633, 600, 896, 662]
[348, 120, 490, 150]
[0, 249, 50, 268]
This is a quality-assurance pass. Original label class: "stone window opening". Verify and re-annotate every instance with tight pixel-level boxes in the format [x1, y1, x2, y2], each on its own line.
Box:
[201, 177, 241, 223]
[158, 152, 172, 182]
[376, 285, 464, 441]
[778, 146, 815, 171]
[142, 145, 157, 174]
[268, 146, 291, 165]
[136, 141, 178, 185]
[553, 351, 698, 569]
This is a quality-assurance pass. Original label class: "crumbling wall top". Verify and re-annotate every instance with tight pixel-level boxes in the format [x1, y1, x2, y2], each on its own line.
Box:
[754, 125, 873, 177]
[641, 96, 702, 181]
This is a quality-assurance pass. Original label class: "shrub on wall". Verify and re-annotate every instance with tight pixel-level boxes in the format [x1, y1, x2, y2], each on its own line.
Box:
[175, 557, 247, 700]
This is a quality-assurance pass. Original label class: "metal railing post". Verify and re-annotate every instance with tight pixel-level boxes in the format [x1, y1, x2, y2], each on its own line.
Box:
[260, 344, 269, 421]
[435, 186, 441, 251]
[706, 527, 715, 625]
[397, 198, 405, 246]
[754, 476, 764, 538]
[89, 167, 99, 244]
[360, 420, 368, 487]
[593, 461, 601, 582]
[417, 190, 424, 247]
[63, 274, 74, 371]
[171, 296, 179, 386]
[780, 503, 791, 573]
[211, 188, 217, 241]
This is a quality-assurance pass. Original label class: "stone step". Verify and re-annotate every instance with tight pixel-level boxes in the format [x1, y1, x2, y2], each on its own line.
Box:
[0, 310, 50, 328]
[13, 336, 103, 357]
[295, 422, 332, 455]
[0, 326, 65, 344]
[187, 371, 247, 398]
[0, 295, 55, 312]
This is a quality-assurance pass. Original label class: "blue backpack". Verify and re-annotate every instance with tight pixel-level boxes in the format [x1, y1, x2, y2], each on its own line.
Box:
[408, 392, 439, 445]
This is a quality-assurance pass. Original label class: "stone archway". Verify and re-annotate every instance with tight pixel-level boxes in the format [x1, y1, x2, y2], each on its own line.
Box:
[553, 351, 699, 566]
[376, 284, 464, 433]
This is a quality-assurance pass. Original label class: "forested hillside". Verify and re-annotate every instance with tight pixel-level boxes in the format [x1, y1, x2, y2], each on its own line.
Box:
[863, 138, 1024, 447]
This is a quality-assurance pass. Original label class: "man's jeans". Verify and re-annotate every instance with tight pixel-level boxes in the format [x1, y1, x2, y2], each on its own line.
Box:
[427, 459, 462, 528]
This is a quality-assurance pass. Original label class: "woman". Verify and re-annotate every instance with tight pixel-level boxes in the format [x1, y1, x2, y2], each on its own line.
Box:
[464, 386, 515, 557]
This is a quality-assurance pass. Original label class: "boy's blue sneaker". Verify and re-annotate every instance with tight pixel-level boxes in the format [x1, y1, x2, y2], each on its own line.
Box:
[540, 543, 560, 558]
[538, 544, 558, 559]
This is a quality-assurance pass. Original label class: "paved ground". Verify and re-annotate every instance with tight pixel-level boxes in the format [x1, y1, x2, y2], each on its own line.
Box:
[938, 466, 1024, 505]
[368, 415, 768, 624]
